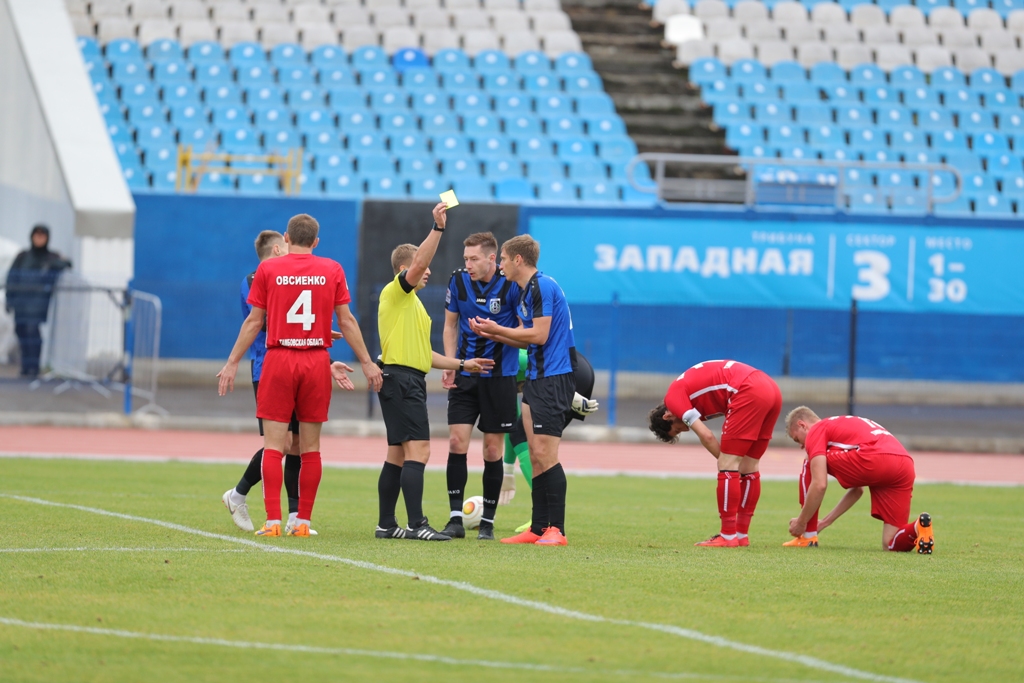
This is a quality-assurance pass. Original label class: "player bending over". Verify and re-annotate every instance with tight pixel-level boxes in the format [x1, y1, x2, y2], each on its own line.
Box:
[499, 347, 599, 533]
[784, 406, 934, 553]
[218, 214, 383, 537]
[649, 360, 782, 547]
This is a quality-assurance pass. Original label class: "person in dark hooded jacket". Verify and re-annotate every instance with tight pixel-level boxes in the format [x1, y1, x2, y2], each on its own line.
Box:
[4, 225, 71, 376]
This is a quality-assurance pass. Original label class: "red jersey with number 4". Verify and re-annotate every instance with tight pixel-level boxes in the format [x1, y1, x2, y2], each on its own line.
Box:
[247, 253, 350, 349]
[663, 360, 757, 426]
[804, 416, 909, 459]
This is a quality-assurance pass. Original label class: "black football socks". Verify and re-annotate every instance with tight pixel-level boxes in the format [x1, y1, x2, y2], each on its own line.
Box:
[284, 454, 301, 515]
[482, 458, 503, 525]
[446, 452, 468, 523]
[545, 464, 567, 535]
[401, 460, 427, 529]
[530, 470, 550, 536]
[377, 462, 402, 529]
[235, 448, 263, 495]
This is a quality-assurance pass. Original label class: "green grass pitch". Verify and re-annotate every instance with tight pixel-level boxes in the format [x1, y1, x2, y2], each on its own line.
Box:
[1, 457, 1022, 683]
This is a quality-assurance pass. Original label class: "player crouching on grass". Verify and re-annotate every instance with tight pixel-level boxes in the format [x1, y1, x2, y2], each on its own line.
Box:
[648, 360, 782, 548]
[218, 214, 384, 538]
[785, 406, 934, 553]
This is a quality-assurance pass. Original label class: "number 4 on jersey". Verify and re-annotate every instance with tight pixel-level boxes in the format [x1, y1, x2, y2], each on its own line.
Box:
[287, 290, 316, 331]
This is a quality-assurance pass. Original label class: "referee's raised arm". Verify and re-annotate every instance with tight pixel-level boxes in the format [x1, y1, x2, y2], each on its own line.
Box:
[403, 202, 448, 289]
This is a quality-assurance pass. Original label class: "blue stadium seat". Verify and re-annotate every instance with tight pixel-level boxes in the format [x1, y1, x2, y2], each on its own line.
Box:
[536, 94, 572, 115]
[122, 81, 160, 107]
[525, 73, 560, 93]
[849, 64, 886, 86]
[406, 175, 445, 199]
[112, 60, 148, 83]
[754, 102, 791, 123]
[153, 61, 191, 85]
[347, 131, 385, 153]
[943, 150, 984, 173]
[779, 83, 818, 103]
[971, 68, 1005, 93]
[933, 195, 973, 216]
[962, 171, 998, 195]
[142, 143, 177, 170]
[726, 122, 764, 148]
[714, 101, 753, 126]
[357, 153, 396, 177]
[280, 66, 316, 86]
[994, 0, 1024, 17]
[494, 178, 532, 201]
[474, 135, 512, 159]
[536, 179, 577, 203]
[514, 135, 555, 158]
[958, 110, 996, 132]
[526, 158, 565, 180]
[689, 57, 726, 86]
[973, 130, 1009, 153]
[105, 121, 133, 144]
[579, 180, 620, 203]
[810, 62, 846, 84]
[464, 113, 501, 135]
[483, 71, 522, 93]
[917, 0, 950, 12]
[794, 104, 832, 125]
[903, 149, 939, 164]
[422, 112, 460, 134]
[736, 142, 769, 157]
[974, 192, 1015, 216]
[404, 67, 440, 90]
[477, 50, 512, 73]
[78, 36, 101, 57]
[455, 178, 495, 202]
[890, 128, 927, 150]
[392, 132, 428, 154]
[847, 191, 888, 214]
[338, 109, 377, 133]
[745, 82, 781, 102]
[454, 92, 491, 112]
[932, 129, 969, 150]
[162, 82, 201, 105]
[443, 71, 480, 91]
[270, 43, 306, 68]
[876, 105, 913, 130]
[863, 86, 898, 105]
[106, 38, 142, 64]
[150, 168, 179, 191]
[555, 52, 593, 74]
[890, 191, 929, 216]
[379, 112, 416, 132]
[574, 93, 616, 114]
[249, 85, 285, 108]
[546, 115, 584, 138]
[434, 48, 471, 73]
[122, 165, 150, 191]
[942, 87, 981, 108]
[568, 159, 607, 181]
[370, 89, 409, 111]
[238, 173, 281, 195]
[397, 153, 436, 175]
[890, 65, 926, 88]
[434, 134, 471, 155]
[766, 123, 801, 145]
[484, 159, 523, 180]
[877, 169, 918, 189]
[564, 73, 603, 93]
[195, 63, 234, 87]
[362, 69, 400, 90]
[702, 80, 740, 106]
[488, 92, 530, 116]
[296, 108, 334, 131]
[442, 156, 481, 179]
[843, 167, 875, 187]
[986, 89, 1018, 108]
[222, 126, 263, 152]
[188, 41, 225, 65]
[931, 66, 966, 89]
[104, 107, 127, 127]
[808, 123, 841, 146]
[598, 136, 637, 163]
[823, 84, 858, 103]
[1012, 69, 1024, 95]
[196, 172, 236, 194]
[211, 104, 249, 127]
[925, 171, 959, 198]
[411, 90, 450, 113]
[353, 46, 388, 70]
[730, 59, 767, 85]
[610, 160, 654, 186]
[229, 43, 266, 66]
[902, 87, 941, 107]
[769, 61, 807, 83]
[324, 172, 364, 196]
[513, 51, 551, 74]
[127, 103, 163, 126]
[917, 108, 954, 131]
[1001, 173, 1024, 198]
[315, 151, 353, 173]
[311, 45, 347, 69]
[983, 152, 1022, 178]
[837, 105, 871, 128]
[557, 137, 596, 159]
[178, 124, 215, 146]
[392, 47, 429, 72]
[263, 128, 298, 151]
[586, 115, 626, 138]
[778, 144, 814, 160]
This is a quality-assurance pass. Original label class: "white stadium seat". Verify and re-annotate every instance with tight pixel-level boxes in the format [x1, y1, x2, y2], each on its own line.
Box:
[665, 14, 703, 46]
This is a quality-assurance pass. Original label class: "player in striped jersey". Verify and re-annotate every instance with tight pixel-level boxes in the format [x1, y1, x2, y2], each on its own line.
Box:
[649, 360, 783, 547]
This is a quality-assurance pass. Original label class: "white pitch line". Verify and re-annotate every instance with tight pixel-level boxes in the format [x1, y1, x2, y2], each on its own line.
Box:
[0, 547, 252, 553]
[0, 616, 836, 683]
[0, 494, 922, 683]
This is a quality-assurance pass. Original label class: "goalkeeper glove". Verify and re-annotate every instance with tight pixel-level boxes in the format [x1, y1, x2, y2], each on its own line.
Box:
[499, 462, 515, 505]
[571, 392, 600, 416]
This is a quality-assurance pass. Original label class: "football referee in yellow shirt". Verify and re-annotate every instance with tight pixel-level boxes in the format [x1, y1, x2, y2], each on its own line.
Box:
[374, 202, 494, 541]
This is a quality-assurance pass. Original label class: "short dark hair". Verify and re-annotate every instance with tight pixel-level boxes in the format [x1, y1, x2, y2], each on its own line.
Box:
[391, 243, 418, 275]
[254, 230, 284, 260]
[287, 214, 319, 247]
[464, 232, 498, 253]
[648, 403, 677, 444]
[501, 235, 539, 267]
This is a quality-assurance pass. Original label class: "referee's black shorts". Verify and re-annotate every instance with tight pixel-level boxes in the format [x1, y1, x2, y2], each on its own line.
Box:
[447, 374, 518, 433]
[378, 364, 430, 445]
[521, 372, 576, 438]
[252, 380, 299, 436]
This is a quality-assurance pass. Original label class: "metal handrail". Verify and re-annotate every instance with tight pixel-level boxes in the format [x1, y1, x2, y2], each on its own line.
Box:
[624, 153, 963, 213]
[176, 145, 305, 194]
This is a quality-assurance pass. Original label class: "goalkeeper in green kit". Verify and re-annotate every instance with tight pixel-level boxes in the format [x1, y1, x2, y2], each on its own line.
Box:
[500, 348, 599, 532]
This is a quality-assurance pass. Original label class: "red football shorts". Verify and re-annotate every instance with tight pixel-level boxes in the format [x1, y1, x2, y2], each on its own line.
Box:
[827, 451, 916, 526]
[719, 370, 783, 459]
[257, 348, 332, 424]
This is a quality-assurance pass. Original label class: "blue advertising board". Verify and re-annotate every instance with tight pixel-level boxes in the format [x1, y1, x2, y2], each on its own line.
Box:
[529, 215, 1024, 316]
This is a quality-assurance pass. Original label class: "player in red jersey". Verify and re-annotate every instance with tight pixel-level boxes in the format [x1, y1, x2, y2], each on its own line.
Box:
[784, 406, 934, 553]
[217, 214, 384, 537]
[648, 360, 782, 547]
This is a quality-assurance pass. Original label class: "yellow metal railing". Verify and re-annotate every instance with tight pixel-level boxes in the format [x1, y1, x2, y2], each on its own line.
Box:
[175, 145, 304, 194]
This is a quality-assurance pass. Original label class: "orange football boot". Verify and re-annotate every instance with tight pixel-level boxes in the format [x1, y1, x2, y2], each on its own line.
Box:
[535, 527, 568, 546]
[782, 535, 819, 547]
[915, 513, 934, 554]
[287, 523, 310, 537]
[695, 534, 739, 547]
[737, 536, 750, 547]
[255, 523, 281, 537]
[501, 529, 541, 544]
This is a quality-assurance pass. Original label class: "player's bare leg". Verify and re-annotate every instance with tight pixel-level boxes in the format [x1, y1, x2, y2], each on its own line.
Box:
[696, 451, 744, 547]
[255, 420, 291, 536]
[286, 422, 323, 537]
[376, 445, 408, 538]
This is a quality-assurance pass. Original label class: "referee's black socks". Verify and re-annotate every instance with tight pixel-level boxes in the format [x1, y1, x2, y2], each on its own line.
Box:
[235, 448, 264, 496]
[482, 459, 503, 524]
[377, 462, 402, 529]
[446, 452, 468, 521]
[401, 460, 427, 529]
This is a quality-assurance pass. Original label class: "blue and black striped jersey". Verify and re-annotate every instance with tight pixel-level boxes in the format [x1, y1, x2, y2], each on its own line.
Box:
[518, 271, 576, 380]
[445, 269, 521, 377]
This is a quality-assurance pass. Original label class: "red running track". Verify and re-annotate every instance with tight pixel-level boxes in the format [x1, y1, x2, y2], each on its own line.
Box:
[1, 426, 1022, 485]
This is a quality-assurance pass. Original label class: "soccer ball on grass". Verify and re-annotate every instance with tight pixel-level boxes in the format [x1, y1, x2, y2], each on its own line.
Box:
[462, 496, 484, 529]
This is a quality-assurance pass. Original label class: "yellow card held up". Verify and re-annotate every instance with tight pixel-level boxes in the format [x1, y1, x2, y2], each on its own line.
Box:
[440, 189, 459, 208]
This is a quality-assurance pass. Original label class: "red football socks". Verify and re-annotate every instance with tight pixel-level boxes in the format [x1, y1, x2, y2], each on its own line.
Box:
[799, 459, 819, 533]
[887, 520, 919, 552]
[261, 449, 283, 522]
[736, 472, 761, 535]
[298, 451, 322, 521]
[717, 471, 741, 536]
